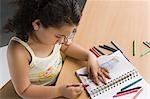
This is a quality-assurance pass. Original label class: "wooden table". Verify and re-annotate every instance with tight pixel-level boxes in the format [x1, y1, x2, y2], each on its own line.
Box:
[56, 0, 150, 99]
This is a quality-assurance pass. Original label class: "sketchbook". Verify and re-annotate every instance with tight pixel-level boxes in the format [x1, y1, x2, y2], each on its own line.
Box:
[75, 51, 150, 99]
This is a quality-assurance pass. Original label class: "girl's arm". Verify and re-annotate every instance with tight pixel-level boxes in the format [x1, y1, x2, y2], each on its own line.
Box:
[7, 42, 61, 99]
[61, 42, 111, 85]
[61, 41, 90, 61]
[7, 41, 83, 99]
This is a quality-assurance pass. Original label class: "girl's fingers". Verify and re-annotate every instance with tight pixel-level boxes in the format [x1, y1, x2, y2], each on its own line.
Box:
[74, 87, 84, 93]
[98, 76, 105, 84]
[92, 70, 101, 85]
[102, 67, 109, 73]
[98, 71, 106, 84]
[98, 68, 107, 84]
[88, 65, 111, 85]
[66, 83, 81, 88]
[88, 68, 92, 79]
[88, 66, 94, 79]
[100, 73, 106, 84]
[67, 83, 82, 87]
[87, 66, 90, 75]
[71, 85, 84, 93]
[101, 69, 111, 79]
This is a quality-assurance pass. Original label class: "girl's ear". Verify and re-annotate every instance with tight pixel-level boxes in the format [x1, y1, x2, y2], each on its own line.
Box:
[32, 19, 41, 31]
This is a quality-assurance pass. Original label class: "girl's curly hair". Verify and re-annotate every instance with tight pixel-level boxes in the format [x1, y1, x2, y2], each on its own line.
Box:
[4, 0, 81, 41]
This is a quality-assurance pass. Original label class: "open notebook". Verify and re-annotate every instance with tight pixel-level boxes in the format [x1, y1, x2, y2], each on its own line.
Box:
[75, 51, 150, 99]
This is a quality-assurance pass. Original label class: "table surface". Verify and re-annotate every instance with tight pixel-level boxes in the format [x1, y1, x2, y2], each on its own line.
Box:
[56, 0, 150, 99]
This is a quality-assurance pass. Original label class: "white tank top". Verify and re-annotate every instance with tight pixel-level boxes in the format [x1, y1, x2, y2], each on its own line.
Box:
[10, 37, 63, 85]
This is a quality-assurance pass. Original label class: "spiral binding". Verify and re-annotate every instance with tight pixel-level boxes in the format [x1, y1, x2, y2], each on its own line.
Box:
[90, 69, 139, 97]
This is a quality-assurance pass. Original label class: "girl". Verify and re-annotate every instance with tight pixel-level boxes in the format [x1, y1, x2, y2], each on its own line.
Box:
[5, 0, 110, 98]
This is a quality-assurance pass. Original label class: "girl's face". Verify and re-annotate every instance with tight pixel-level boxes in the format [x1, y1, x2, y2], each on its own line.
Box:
[32, 20, 76, 45]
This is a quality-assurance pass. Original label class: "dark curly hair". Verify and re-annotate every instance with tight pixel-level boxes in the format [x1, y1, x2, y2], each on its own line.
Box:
[4, 0, 81, 41]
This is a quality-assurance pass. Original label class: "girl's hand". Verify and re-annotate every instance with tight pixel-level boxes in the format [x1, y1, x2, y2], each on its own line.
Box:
[87, 52, 111, 85]
[58, 83, 84, 99]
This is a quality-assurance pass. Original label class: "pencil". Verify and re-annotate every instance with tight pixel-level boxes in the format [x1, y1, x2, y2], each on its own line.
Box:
[117, 86, 141, 94]
[91, 47, 101, 57]
[133, 40, 136, 56]
[90, 48, 98, 57]
[121, 78, 142, 91]
[108, 42, 130, 61]
[66, 84, 89, 88]
[143, 42, 150, 48]
[103, 45, 117, 52]
[78, 73, 88, 77]
[93, 46, 105, 55]
[99, 45, 117, 52]
[113, 89, 138, 98]
[146, 41, 150, 45]
[111, 41, 123, 53]
[140, 49, 150, 57]
[132, 88, 143, 99]
[90, 48, 100, 57]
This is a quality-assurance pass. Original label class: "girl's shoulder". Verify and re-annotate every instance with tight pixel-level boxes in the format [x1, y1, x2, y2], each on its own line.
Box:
[8, 40, 31, 63]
